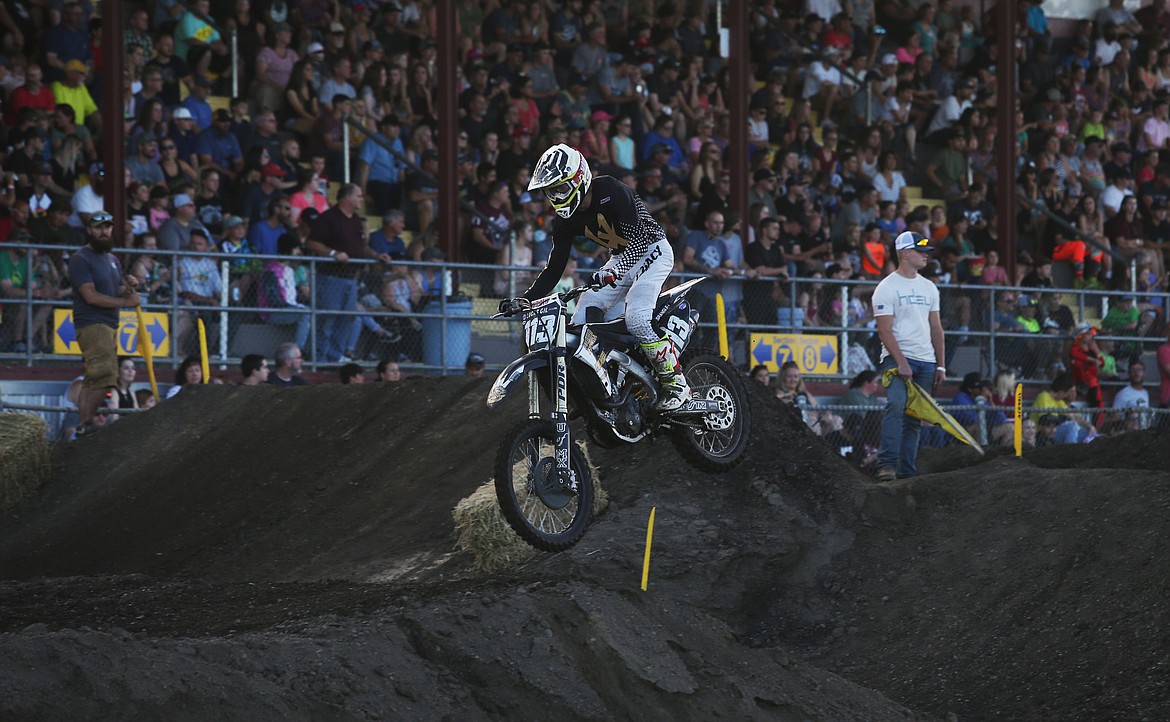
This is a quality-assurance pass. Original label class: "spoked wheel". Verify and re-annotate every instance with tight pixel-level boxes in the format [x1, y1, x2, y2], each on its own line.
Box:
[670, 349, 752, 473]
[494, 419, 595, 551]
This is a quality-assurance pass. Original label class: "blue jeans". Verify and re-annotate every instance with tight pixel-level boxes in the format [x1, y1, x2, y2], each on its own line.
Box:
[268, 309, 310, 351]
[316, 274, 357, 362]
[877, 356, 938, 477]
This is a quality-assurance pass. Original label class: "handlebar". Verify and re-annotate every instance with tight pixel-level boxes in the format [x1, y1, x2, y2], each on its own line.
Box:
[492, 282, 604, 319]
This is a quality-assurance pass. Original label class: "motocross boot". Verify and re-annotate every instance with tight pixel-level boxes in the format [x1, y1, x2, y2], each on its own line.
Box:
[640, 336, 690, 412]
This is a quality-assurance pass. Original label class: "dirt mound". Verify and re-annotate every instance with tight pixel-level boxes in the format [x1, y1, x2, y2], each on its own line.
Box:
[0, 378, 1167, 720]
[0, 379, 506, 583]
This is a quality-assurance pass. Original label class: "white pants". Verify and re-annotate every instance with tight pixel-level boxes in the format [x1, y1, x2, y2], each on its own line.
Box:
[571, 240, 674, 344]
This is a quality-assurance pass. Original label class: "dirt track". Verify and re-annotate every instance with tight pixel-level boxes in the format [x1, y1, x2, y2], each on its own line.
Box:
[0, 379, 1167, 720]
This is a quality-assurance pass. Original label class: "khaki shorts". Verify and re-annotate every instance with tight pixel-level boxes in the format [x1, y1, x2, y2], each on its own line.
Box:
[77, 323, 119, 389]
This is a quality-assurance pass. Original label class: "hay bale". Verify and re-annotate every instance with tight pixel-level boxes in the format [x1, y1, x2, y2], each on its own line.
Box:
[453, 440, 607, 572]
[0, 412, 52, 513]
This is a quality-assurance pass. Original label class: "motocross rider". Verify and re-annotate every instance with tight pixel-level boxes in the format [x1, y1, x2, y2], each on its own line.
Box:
[499, 144, 690, 411]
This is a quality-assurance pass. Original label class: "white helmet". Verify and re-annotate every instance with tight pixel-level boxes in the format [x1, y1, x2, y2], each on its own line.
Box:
[528, 144, 592, 219]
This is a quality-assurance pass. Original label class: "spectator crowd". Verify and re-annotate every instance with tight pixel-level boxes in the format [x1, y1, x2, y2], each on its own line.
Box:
[0, 0, 1166, 432]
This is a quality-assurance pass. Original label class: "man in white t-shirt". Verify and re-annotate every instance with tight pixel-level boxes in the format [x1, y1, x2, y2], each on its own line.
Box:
[802, 47, 843, 118]
[1100, 172, 1133, 219]
[68, 162, 106, 228]
[926, 78, 975, 138]
[873, 231, 946, 481]
[1112, 359, 1150, 427]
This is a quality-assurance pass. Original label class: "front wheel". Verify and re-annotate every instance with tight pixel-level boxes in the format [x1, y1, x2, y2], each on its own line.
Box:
[670, 349, 752, 473]
[494, 419, 595, 552]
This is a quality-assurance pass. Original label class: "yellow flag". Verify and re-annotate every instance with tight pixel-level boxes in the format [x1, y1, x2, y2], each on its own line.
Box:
[1013, 383, 1023, 457]
[882, 368, 984, 454]
[135, 305, 159, 401]
[197, 318, 210, 383]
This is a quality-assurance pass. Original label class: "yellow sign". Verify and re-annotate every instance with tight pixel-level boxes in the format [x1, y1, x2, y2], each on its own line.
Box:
[53, 309, 170, 357]
[750, 332, 838, 375]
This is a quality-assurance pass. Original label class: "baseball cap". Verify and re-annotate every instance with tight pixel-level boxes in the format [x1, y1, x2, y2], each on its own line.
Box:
[753, 168, 776, 182]
[329, 21, 345, 33]
[173, 193, 194, 208]
[172, 107, 194, 120]
[962, 372, 985, 390]
[881, 53, 898, 65]
[137, 131, 157, 145]
[307, 42, 325, 55]
[519, 191, 534, 204]
[590, 110, 613, 123]
[64, 59, 88, 73]
[195, 75, 215, 88]
[89, 162, 105, 177]
[512, 126, 533, 137]
[34, 160, 52, 175]
[363, 39, 383, 53]
[301, 208, 320, 225]
[568, 72, 590, 87]
[223, 215, 245, 229]
[466, 352, 485, 367]
[88, 211, 114, 227]
[894, 230, 933, 252]
[261, 163, 284, 177]
[213, 108, 232, 122]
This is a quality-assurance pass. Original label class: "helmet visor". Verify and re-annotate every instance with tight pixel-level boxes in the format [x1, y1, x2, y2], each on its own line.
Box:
[543, 180, 574, 205]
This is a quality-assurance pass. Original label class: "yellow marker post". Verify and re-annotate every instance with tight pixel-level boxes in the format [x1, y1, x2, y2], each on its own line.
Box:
[641, 507, 656, 591]
[197, 318, 210, 383]
[715, 293, 728, 359]
[134, 306, 159, 401]
[1013, 383, 1023, 456]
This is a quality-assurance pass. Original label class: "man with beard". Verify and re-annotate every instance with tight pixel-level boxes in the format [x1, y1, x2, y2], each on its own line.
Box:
[68, 211, 140, 436]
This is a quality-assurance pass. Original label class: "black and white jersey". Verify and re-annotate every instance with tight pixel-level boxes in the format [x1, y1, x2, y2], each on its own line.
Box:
[522, 175, 666, 300]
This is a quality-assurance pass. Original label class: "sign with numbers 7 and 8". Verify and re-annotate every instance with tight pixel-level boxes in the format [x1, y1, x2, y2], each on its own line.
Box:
[749, 332, 838, 375]
[52, 309, 171, 357]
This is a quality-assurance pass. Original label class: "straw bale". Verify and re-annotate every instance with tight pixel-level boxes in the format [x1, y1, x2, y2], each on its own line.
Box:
[0, 412, 52, 513]
[453, 440, 607, 572]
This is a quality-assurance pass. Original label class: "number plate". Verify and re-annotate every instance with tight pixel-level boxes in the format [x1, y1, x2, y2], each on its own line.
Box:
[523, 300, 561, 351]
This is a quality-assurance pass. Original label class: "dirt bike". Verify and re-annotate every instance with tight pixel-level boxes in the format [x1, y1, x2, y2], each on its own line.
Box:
[487, 278, 752, 551]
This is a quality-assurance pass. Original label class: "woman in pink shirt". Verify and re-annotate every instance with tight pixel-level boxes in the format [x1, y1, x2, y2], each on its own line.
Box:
[288, 168, 328, 225]
[980, 249, 1009, 286]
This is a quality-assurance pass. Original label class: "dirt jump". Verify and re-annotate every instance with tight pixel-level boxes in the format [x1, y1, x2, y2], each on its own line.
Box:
[0, 377, 1167, 721]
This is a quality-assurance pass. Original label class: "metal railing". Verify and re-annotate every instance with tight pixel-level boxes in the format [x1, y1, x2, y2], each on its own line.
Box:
[0, 241, 490, 374]
[794, 400, 1167, 454]
[1, 243, 1167, 387]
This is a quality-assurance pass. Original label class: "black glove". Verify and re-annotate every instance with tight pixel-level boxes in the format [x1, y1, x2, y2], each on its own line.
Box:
[498, 297, 529, 316]
[590, 270, 618, 288]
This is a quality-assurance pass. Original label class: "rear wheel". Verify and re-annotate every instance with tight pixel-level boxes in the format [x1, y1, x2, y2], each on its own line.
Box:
[494, 419, 594, 551]
[670, 349, 752, 473]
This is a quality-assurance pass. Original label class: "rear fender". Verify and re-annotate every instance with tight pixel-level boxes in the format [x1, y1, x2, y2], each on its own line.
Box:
[487, 352, 551, 409]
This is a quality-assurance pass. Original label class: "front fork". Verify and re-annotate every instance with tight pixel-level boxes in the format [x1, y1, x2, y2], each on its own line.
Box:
[546, 315, 573, 488]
